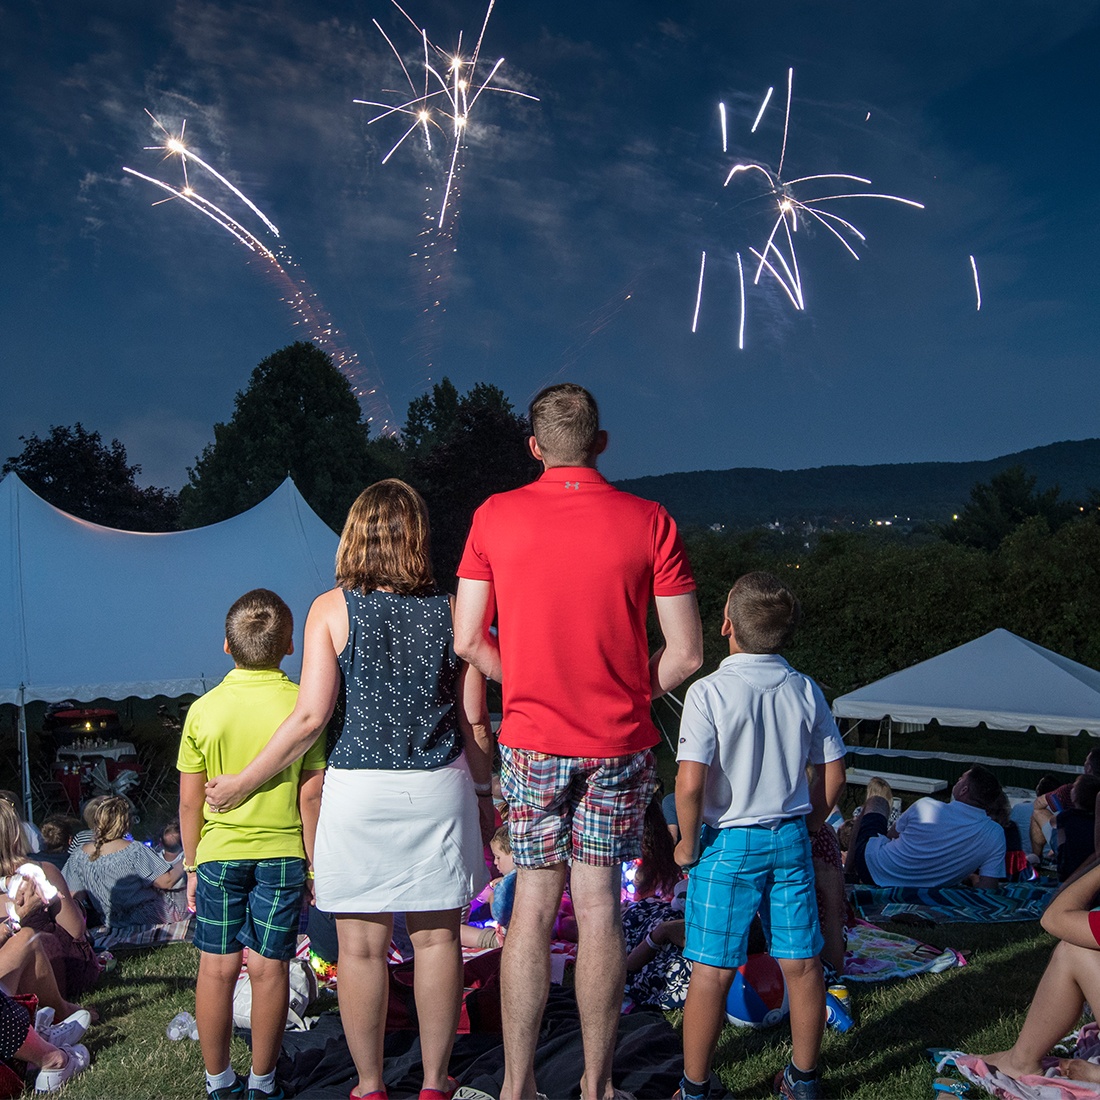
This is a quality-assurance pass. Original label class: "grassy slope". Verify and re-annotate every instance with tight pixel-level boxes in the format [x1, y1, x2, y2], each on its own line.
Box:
[58, 920, 1054, 1099]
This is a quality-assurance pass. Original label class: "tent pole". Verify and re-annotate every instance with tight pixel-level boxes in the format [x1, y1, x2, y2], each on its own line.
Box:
[18, 687, 32, 823]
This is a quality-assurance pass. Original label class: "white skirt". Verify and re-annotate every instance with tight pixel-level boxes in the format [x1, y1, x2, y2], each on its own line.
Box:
[314, 756, 488, 913]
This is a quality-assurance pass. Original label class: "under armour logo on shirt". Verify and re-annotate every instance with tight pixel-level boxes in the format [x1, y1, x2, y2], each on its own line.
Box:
[564, 481, 580, 489]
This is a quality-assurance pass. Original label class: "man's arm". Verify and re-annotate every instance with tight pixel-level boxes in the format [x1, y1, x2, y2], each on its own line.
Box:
[674, 760, 708, 868]
[298, 769, 324, 904]
[454, 578, 502, 683]
[650, 593, 704, 701]
[179, 770, 206, 913]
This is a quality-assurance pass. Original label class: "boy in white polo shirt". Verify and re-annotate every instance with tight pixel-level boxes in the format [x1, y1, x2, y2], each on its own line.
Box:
[673, 572, 846, 1100]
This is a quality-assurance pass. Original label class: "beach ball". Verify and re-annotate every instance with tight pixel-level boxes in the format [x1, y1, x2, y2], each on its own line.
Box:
[725, 953, 789, 1029]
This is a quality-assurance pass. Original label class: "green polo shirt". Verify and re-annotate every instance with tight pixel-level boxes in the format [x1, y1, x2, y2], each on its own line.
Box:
[177, 667, 327, 864]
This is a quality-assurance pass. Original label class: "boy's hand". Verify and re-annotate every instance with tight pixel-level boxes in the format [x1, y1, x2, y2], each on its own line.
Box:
[205, 773, 247, 812]
[186, 872, 197, 913]
[674, 837, 699, 869]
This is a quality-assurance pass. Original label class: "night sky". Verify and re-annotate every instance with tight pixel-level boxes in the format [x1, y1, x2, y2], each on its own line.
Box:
[3, 1, 1099, 490]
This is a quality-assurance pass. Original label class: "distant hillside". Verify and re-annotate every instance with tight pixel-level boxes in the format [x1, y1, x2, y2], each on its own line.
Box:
[614, 439, 1100, 530]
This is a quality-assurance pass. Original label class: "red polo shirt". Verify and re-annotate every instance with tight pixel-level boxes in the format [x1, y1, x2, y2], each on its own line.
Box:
[457, 467, 695, 757]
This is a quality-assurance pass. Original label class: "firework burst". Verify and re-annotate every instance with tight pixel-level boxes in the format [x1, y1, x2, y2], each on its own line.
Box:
[355, 0, 539, 228]
[124, 112, 396, 434]
[695, 69, 924, 348]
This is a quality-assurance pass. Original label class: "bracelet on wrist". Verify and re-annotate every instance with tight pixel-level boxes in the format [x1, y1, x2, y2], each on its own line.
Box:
[644, 931, 660, 951]
[473, 782, 493, 795]
[305, 870, 315, 880]
[183, 863, 198, 874]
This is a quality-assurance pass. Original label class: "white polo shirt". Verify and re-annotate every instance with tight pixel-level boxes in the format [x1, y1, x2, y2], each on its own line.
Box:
[864, 797, 1006, 887]
[676, 653, 846, 828]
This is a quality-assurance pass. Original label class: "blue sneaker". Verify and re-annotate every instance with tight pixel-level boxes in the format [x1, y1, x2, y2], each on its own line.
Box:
[774, 1065, 822, 1100]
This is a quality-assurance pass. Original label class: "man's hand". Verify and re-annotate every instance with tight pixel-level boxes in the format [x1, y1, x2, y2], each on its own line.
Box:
[205, 773, 247, 812]
[674, 837, 698, 869]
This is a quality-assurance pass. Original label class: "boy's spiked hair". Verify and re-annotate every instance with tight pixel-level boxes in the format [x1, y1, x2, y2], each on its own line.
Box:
[726, 571, 801, 654]
[225, 588, 293, 669]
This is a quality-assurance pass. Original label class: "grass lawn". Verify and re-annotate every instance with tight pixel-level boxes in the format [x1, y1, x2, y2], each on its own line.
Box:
[54, 918, 1056, 1099]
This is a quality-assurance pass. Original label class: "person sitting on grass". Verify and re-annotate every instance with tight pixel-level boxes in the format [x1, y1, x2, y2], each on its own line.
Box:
[673, 571, 847, 1100]
[178, 588, 326, 1100]
[977, 856, 1100, 1083]
[62, 796, 186, 947]
[0, 798, 101, 1002]
[845, 766, 1006, 889]
[1030, 750, 1100, 863]
[0, 988, 89, 1093]
[461, 825, 515, 950]
[36, 815, 82, 872]
[1055, 775, 1100, 883]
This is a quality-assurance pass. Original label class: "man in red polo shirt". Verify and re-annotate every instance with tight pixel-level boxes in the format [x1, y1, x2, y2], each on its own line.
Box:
[454, 383, 703, 1100]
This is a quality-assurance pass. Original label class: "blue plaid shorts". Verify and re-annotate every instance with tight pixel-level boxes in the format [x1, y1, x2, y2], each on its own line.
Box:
[683, 818, 823, 968]
[501, 745, 656, 868]
[194, 857, 306, 961]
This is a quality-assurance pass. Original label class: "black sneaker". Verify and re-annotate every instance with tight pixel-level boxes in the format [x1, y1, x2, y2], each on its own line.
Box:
[246, 1087, 285, 1100]
[207, 1077, 246, 1100]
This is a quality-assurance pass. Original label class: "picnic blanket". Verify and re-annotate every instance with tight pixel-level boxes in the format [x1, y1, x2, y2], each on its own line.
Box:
[844, 919, 963, 981]
[945, 1055, 1100, 1099]
[849, 883, 1052, 924]
[272, 985, 732, 1099]
[88, 916, 194, 950]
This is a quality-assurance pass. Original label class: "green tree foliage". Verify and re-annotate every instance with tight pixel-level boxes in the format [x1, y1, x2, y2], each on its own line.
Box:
[943, 464, 1078, 551]
[179, 342, 389, 531]
[405, 379, 538, 585]
[2, 423, 180, 531]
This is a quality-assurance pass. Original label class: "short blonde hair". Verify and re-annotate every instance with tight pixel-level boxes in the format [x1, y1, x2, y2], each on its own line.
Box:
[335, 479, 435, 596]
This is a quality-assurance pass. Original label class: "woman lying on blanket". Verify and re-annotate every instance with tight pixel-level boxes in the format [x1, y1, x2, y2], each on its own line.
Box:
[980, 855, 1100, 1082]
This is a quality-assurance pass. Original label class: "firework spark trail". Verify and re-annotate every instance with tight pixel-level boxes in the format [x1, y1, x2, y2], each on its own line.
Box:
[144, 110, 280, 238]
[357, 0, 539, 228]
[751, 87, 773, 133]
[719, 102, 728, 152]
[736, 252, 745, 350]
[692, 252, 706, 333]
[693, 69, 924, 345]
[126, 119, 397, 434]
[970, 255, 982, 310]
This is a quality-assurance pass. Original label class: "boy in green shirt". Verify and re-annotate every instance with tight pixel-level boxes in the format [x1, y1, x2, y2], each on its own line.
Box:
[178, 589, 326, 1100]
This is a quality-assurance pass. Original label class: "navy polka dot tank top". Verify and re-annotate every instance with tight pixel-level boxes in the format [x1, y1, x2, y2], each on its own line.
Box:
[328, 589, 462, 771]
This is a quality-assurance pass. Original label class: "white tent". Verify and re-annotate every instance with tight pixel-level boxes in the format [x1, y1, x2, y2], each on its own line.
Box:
[832, 628, 1100, 736]
[1, 473, 338, 810]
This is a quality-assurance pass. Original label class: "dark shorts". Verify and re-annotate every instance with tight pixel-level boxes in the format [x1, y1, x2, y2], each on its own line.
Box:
[844, 811, 889, 885]
[501, 745, 657, 867]
[194, 857, 306, 961]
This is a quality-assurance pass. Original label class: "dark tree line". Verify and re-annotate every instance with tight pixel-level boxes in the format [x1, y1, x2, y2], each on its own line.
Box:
[9, 340, 1100, 694]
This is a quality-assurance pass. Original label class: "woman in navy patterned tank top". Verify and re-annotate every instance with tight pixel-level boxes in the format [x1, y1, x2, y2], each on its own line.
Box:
[205, 481, 495, 1100]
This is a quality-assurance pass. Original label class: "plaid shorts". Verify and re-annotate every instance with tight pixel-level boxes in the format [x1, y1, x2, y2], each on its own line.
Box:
[684, 818, 823, 969]
[500, 745, 656, 867]
[194, 857, 306, 961]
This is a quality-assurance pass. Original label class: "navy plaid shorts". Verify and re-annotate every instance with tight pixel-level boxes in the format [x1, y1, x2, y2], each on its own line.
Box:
[194, 857, 306, 961]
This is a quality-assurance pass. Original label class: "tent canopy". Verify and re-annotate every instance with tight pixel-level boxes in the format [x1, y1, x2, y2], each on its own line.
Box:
[832, 628, 1100, 736]
[1, 473, 338, 704]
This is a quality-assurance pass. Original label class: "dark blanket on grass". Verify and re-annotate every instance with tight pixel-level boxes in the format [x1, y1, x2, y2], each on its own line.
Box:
[849, 882, 1052, 924]
[273, 986, 720, 1099]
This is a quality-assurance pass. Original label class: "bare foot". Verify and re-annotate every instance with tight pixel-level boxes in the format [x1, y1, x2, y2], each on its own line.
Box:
[980, 1050, 1044, 1079]
[1058, 1058, 1100, 1083]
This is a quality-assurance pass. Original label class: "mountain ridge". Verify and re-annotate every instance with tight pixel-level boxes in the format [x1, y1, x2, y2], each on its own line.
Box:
[613, 438, 1100, 529]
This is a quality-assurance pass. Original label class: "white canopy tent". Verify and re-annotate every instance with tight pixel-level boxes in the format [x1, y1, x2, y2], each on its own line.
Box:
[832, 628, 1100, 737]
[1, 473, 338, 813]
